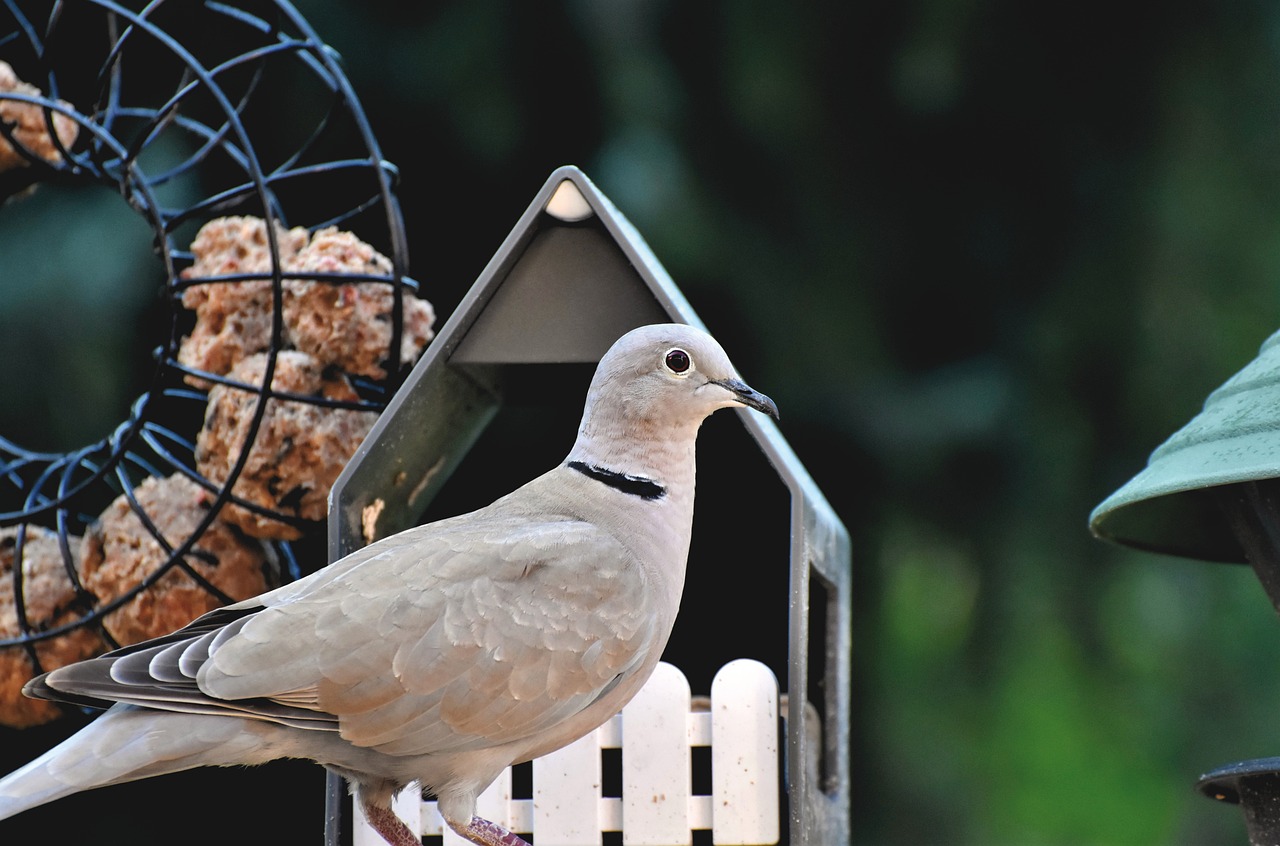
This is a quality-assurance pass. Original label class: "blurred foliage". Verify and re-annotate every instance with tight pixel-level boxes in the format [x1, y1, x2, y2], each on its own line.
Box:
[11, 0, 1280, 843]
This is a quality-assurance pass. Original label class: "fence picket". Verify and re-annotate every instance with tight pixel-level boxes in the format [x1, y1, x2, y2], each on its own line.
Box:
[711, 659, 780, 845]
[533, 725, 605, 845]
[622, 662, 692, 846]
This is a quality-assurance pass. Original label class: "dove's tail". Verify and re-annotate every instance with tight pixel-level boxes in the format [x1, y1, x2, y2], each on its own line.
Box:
[0, 703, 293, 821]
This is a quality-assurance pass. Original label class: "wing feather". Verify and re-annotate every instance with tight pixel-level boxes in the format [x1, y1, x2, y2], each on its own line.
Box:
[31, 501, 658, 760]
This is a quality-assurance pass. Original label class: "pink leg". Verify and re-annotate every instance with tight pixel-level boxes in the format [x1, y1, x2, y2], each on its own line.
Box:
[361, 801, 423, 846]
[455, 816, 531, 846]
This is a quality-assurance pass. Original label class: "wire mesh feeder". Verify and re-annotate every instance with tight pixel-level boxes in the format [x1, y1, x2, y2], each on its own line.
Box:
[0, 0, 431, 729]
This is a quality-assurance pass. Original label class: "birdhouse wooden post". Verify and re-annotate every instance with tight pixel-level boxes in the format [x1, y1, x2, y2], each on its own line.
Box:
[324, 166, 851, 845]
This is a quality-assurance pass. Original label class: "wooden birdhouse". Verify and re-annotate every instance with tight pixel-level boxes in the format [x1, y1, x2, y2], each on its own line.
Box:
[324, 166, 851, 845]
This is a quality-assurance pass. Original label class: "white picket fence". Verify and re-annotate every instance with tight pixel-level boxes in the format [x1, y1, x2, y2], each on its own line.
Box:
[353, 659, 780, 846]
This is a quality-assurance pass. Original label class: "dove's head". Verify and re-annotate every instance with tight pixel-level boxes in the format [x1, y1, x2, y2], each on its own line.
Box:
[576, 323, 778, 446]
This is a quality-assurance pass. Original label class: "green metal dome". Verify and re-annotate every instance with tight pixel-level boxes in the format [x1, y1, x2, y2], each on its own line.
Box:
[1090, 329, 1280, 564]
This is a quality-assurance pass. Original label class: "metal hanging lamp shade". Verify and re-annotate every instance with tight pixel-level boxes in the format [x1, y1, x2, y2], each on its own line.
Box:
[1090, 329, 1280, 842]
[1089, 328, 1280, 565]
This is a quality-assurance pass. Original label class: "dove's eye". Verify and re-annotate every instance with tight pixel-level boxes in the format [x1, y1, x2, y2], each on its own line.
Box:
[664, 349, 691, 374]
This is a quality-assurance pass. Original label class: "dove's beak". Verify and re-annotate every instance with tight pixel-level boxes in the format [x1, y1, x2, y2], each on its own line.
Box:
[714, 378, 780, 421]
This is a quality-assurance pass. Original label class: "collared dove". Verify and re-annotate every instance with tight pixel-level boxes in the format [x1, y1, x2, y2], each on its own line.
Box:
[0, 323, 778, 846]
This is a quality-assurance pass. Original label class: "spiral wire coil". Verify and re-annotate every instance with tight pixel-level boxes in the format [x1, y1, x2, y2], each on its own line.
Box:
[0, 0, 412, 676]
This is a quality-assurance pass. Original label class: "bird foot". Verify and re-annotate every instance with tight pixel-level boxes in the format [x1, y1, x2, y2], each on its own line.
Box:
[458, 816, 530, 846]
[361, 801, 423, 846]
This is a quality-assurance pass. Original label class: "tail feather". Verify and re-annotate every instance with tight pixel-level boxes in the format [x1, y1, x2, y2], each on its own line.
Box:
[0, 704, 290, 822]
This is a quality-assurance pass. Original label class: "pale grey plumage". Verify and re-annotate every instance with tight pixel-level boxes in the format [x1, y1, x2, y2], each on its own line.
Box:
[0, 322, 778, 846]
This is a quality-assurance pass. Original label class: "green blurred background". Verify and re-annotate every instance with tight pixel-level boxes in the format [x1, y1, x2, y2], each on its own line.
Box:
[11, 0, 1280, 843]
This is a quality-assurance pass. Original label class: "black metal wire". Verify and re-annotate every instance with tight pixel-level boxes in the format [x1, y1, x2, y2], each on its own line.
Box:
[0, 0, 412, 675]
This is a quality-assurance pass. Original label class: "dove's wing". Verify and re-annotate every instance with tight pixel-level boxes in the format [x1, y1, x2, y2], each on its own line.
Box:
[34, 502, 659, 758]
